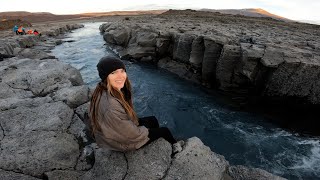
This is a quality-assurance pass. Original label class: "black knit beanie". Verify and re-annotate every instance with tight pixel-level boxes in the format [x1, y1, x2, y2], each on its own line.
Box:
[97, 56, 126, 81]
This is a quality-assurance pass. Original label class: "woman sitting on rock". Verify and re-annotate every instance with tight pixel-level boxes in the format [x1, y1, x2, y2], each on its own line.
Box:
[89, 56, 177, 152]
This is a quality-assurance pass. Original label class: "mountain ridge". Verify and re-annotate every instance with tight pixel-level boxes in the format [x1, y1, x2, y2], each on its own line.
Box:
[0, 8, 291, 24]
[0, 10, 166, 23]
[200, 8, 291, 21]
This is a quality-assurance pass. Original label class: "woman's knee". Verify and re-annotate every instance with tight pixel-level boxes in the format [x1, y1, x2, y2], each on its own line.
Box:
[146, 116, 159, 127]
[151, 116, 159, 124]
[159, 127, 171, 134]
[149, 116, 157, 121]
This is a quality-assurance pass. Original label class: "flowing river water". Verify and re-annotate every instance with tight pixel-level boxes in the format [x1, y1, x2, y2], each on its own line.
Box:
[51, 22, 320, 180]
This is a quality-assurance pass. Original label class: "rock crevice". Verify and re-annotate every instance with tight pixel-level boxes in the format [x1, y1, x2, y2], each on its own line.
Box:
[99, 11, 320, 135]
[122, 153, 129, 180]
[0, 168, 41, 180]
[0, 122, 5, 141]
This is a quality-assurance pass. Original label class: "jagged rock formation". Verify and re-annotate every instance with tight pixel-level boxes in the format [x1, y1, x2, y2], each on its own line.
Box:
[99, 10, 320, 135]
[0, 22, 286, 179]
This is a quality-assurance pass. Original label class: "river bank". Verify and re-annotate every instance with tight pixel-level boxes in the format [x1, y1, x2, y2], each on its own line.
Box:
[0, 17, 289, 179]
[98, 10, 320, 136]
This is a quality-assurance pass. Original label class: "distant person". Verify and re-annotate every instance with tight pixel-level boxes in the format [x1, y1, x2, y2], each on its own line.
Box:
[12, 25, 18, 35]
[33, 29, 41, 36]
[89, 56, 177, 152]
[33, 29, 39, 35]
[26, 29, 33, 34]
[17, 26, 26, 35]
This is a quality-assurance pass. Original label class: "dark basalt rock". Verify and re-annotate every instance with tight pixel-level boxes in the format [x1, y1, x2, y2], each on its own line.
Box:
[99, 11, 320, 135]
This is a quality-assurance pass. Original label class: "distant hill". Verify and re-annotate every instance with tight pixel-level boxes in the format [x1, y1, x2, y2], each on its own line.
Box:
[79, 10, 166, 17]
[0, 9, 292, 25]
[0, 10, 166, 24]
[0, 19, 31, 30]
[0, 11, 54, 17]
[0, 11, 81, 23]
[200, 8, 290, 21]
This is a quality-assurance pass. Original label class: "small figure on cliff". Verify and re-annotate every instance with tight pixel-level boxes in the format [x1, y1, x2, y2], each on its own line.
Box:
[26, 29, 33, 34]
[89, 56, 177, 152]
[17, 25, 26, 35]
[33, 29, 41, 36]
[12, 25, 18, 35]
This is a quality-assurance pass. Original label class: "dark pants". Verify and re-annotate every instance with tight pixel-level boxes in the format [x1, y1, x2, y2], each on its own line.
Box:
[139, 116, 177, 145]
[17, 30, 26, 35]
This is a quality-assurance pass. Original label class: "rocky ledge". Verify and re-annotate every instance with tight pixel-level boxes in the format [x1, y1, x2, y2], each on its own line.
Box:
[99, 10, 320, 135]
[0, 23, 286, 179]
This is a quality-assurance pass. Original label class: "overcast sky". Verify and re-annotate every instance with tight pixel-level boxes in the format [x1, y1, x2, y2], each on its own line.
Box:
[1, 0, 319, 21]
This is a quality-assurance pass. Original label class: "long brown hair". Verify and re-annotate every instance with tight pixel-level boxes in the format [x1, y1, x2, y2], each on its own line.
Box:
[89, 76, 138, 134]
